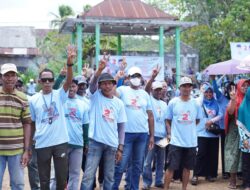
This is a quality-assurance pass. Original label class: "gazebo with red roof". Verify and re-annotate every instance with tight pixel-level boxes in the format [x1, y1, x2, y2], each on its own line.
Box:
[60, 0, 197, 85]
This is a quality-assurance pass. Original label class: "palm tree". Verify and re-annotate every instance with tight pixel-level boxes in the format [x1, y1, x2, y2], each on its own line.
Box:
[50, 5, 75, 28]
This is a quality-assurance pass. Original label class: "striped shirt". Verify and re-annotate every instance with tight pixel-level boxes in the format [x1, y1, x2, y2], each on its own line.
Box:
[0, 87, 31, 156]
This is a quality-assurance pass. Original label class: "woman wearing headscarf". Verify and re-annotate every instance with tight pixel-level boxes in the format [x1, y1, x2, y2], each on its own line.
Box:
[237, 86, 250, 190]
[191, 83, 222, 185]
[224, 79, 249, 189]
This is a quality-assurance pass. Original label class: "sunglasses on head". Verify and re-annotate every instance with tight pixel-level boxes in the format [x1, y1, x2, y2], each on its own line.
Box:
[40, 78, 54, 83]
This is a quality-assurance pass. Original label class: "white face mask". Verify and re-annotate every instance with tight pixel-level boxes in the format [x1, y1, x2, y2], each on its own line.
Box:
[130, 78, 141, 87]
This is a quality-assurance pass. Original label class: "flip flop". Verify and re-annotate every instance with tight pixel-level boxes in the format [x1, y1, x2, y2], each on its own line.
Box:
[228, 183, 237, 189]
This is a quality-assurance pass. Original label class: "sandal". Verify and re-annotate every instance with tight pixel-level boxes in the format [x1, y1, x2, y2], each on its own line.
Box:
[191, 176, 198, 185]
[228, 183, 237, 189]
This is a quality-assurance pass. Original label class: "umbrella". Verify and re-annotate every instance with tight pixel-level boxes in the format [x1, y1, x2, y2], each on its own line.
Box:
[204, 59, 250, 75]
[237, 55, 250, 71]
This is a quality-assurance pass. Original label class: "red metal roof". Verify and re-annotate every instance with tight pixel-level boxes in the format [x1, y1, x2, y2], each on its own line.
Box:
[81, 0, 177, 20]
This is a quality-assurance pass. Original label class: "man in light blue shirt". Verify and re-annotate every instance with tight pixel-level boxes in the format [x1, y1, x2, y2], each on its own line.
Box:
[29, 45, 76, 190]
[113, 66, 154, 190]
[164, 77, 202, 190]
[143, 71, 168, 189]
[64, 79, 89, 190]
[81, 56, 127, 190]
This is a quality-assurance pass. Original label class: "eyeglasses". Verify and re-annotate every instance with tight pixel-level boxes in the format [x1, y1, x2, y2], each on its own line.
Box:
[40, 78, 54, 83]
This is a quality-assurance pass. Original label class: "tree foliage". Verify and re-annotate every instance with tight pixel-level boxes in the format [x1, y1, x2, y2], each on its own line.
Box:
[50, 5, 75, 28]
[145, 0, 250, 69]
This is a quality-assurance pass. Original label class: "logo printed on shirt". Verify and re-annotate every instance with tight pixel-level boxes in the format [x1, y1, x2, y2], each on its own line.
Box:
[156, 106, 162, 121]
[102, 107, 115, 122]
[65, 107, 81, 122]
[177, 110, 192, 124]
[41, 102, 59, 124]
[128, 96, 141, 110]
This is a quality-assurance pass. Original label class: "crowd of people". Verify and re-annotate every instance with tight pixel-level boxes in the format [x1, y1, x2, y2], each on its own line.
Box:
[0, 47, 250, 190]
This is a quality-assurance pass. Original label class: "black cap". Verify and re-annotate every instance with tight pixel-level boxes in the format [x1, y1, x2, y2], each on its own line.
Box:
[98, 73, 116, 84]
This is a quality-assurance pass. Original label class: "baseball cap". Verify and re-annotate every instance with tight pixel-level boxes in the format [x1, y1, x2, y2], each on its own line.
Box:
[128, 66, 142, 76]
[152, 81, 163, 90]
[179, 77, 192, 87]
[1, 63, 18, 75]
[74, 75, 87, 85]
[98, 73, 116, 84]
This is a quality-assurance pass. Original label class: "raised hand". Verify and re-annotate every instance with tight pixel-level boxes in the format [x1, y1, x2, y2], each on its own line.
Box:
[60, 66, 67, 76]
[229, 85, 236, 100]
[98, 53, 109, 72]
[152, 64, 161, 79]
[67, 44, 77, 65]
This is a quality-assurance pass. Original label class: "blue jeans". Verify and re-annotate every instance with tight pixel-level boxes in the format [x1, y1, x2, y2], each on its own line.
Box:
[80, 139, 116, 190]
[142, 137, 165, 187]
[28, 145, 40, 190]
[68, 147, 83, 190]
[113, 133, 148, 190]
[0, 154, 24, 190]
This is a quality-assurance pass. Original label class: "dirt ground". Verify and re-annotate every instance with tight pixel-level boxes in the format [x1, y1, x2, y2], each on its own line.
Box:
[2, 167, 242, 190]
[2, 145, 242, 190]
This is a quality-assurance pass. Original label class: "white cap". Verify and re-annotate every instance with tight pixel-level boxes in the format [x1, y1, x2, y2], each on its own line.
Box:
[30, 78, 34, 82]
[179, 77, 192, 87]
[152, 81, 163, 90]
[128, 66, 142, 76]
[1, 63, 18, 75]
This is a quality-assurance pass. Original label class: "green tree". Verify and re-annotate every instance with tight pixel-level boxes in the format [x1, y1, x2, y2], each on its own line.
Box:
[50, 5, 75, 28]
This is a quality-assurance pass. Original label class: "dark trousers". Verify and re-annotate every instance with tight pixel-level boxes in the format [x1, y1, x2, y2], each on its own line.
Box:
[242, 152, 250, 188]
[220, 130, 226, 175]
[36, 143, 68, 190]
[194, 137, 219, 178]
[28, 145, 40, 190]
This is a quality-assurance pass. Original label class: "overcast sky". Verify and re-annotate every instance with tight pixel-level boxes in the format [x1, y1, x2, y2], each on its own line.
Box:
[0, 0, 102, 28]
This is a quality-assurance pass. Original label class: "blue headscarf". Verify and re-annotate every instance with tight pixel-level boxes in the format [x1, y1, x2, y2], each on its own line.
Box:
[202, 83, 219, 115]
[238, 87, 250, 131]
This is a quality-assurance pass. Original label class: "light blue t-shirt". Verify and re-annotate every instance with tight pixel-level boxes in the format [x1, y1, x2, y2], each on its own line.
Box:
[29, 88, 69, 149]
[76, 94, 90, 106]
[88, 90, 127, 148]
[166, 97, 202, 147]
[64, 97, 89, 147]
[117, 86, 152, 133]
[196, 97, 222, 138]
[150, 96, 168, 138]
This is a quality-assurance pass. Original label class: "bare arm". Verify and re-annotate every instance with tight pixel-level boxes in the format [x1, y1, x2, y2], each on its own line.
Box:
[147, 110, 154, 150]
[145, 65, 161, 94]
[63, 45, 77, 92]
[21, 123, 32, 167]
[227, 85, 237, 115]
[89, 55, 108, 94]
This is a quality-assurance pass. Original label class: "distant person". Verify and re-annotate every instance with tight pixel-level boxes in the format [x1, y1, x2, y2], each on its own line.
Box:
[27, 78, 37, 96]
[0, 63, 32, 190]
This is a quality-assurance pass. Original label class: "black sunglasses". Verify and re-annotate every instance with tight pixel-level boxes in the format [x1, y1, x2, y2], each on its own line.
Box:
[40, 78, 54, 83]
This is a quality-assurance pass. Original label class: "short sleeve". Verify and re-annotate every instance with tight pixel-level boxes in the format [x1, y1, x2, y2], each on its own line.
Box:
[166, 100, 174, 120]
